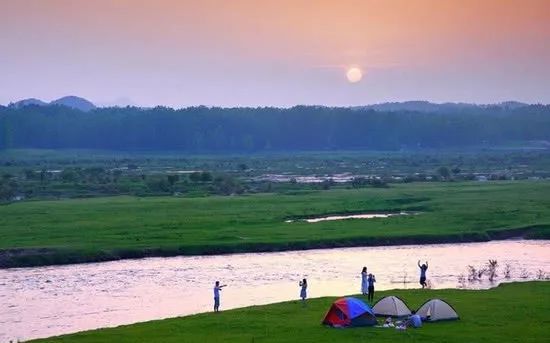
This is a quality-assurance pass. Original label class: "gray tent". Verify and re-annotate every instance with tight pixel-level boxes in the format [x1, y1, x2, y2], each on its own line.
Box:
[372, 296, 411, 317]
[416, 299, 459, 321]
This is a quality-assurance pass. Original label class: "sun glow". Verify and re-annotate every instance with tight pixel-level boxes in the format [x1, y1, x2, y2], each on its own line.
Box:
[346, 67, 363, 83]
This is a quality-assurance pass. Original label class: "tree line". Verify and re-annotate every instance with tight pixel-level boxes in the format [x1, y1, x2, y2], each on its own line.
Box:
[1, 104, 549, 152]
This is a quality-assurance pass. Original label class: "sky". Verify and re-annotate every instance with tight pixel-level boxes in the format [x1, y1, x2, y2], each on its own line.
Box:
[1, 0, 549, 107]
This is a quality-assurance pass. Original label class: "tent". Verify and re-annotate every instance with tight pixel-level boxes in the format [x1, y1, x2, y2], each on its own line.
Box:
[416, 299, 459, 321]
[372, 296, 412, 317]
[322, 297, 377, 327]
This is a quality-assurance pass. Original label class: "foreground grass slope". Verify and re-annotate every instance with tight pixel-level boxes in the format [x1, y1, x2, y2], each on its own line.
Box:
[32, 282, 550, 343]
[1, 181, 550, 267]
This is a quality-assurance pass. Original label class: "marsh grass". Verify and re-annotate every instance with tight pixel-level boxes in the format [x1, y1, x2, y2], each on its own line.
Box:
[1, 181, 549, 267]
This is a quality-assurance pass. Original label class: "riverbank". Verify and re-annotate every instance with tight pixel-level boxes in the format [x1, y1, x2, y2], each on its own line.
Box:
[1, 224, 547, 268]
[1, 181, 550, 268]
[30, 281, 550, 342]
[4, 239, 547, 342]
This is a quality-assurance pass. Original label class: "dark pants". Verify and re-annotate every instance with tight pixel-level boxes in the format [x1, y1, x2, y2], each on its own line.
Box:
[214, 297, 220, 311]
[420, 276, 427, 288]
[368, 286, 374, 301]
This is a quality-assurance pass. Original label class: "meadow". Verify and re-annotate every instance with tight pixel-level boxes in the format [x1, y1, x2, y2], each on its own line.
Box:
[30, 281, 550, 343]
[1, 181, 549, 267]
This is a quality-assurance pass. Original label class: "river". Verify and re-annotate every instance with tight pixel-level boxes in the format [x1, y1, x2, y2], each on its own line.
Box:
[1, 239, 548, 342]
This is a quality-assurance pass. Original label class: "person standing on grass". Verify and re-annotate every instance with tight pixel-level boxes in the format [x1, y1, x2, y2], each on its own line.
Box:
[418, 260, 429, 288]
[361, 266, 368, 295]
[299, 278, 308, 306]
[367, 273, 376, 302]
[213, 281, 227, 312]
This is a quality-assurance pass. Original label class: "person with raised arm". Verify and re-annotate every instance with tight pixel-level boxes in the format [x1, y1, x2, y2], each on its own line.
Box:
[213, 280, 227, 312]
[299, 278, 308, 306]
[418, 260, 429, 288]
[367, 273, 376, 302]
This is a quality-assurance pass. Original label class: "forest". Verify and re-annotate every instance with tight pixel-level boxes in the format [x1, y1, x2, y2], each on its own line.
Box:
[1, 104, 549, 152]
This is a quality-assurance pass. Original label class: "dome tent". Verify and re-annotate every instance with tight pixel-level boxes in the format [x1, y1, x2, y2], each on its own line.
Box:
[372, 296, 412, 317]
[416, 299, 459, 321]
[322, 297, 377, 327]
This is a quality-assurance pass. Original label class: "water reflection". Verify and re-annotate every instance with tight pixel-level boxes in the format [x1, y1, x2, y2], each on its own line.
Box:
[286, 212, 412, 223]
[0, 239, 548, 342]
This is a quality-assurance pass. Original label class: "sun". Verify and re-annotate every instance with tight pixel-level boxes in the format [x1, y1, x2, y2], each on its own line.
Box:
[346, 67, 363, 83]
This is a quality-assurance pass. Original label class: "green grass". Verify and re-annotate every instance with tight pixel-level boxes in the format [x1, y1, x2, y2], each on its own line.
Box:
[31, 282, 550, 342]
[1, 181, 550, 267]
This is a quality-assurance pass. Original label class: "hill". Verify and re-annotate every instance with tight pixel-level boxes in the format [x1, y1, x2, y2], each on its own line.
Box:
[9, 98, 48, 108]
[50, 96, 96, 112]
[7, 96, 96, 112]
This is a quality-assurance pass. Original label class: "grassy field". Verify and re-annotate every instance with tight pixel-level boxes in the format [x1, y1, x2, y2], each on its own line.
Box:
[2, 148, 550, 201]
[31, 281, 550, 342]
[1, 181, 549, 267]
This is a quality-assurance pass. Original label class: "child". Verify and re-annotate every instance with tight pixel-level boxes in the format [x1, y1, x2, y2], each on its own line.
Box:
[367, 273, 376, 302]
[299, 278, 308, 306]
[213, 280, 227, 312]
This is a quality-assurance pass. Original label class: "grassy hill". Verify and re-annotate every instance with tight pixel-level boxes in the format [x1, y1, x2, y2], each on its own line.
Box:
[31, 282, 550, 342]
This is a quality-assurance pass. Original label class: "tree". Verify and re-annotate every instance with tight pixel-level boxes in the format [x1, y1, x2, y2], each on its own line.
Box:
[0, 179, 17, 201]
[321, 178, 334, 190]
[437, 166, 451, 180]
[112, 170, 123, 183]
[146, 177, 170, 193]
[24, 169, 36, 180]
[167, 174, 179, 191]
[213, 175, 244, 195]
[369, 178, 388, 188]
[40, 169, 50, 184]
[3, 103, 549, 152]
[189, 172, 202, 182]
[200, 172, 212, 182]
[351, 177, 368, 188]
[60, 168, 78, 183]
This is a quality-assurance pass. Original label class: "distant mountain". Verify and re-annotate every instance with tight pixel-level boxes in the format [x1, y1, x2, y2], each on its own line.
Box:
[7, 96, 96, 112]
[50, 96, 96, 112]
[354, 101, 529, 113]
[4, 98, 532, 113]
[96, 97, 138, 108]
[498, 101, 529, 110]
[9, 98, 48, 109]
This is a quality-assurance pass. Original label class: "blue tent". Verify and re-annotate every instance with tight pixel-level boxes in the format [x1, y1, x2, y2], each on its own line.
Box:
[322, 297, 377, 327]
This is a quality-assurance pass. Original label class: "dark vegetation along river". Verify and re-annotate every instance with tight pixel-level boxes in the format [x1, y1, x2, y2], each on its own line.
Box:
[1, 239, 548, 342]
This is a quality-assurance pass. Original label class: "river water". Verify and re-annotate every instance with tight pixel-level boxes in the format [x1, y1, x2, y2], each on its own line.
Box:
[1, 239, 549, 342]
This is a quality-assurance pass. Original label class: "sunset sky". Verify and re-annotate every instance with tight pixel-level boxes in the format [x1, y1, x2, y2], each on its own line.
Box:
[1, 0, 549, 107]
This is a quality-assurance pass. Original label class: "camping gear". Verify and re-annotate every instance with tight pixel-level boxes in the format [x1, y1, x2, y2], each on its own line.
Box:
[322, 297, 377, 327]
[372, 296, 412, 317]
[416, 299, 459, 321]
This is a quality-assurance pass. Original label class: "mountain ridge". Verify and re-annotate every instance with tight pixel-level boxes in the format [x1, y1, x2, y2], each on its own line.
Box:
[353, 100, 530, 112]
[9, 96, 96, 112]
[5, 98, 537, 112]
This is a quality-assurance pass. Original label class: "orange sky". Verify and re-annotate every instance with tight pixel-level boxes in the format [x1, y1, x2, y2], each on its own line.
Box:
[1, 0, 549, 106]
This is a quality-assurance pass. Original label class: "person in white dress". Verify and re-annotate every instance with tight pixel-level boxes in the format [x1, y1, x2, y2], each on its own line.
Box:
[361, 266, 368, 295]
